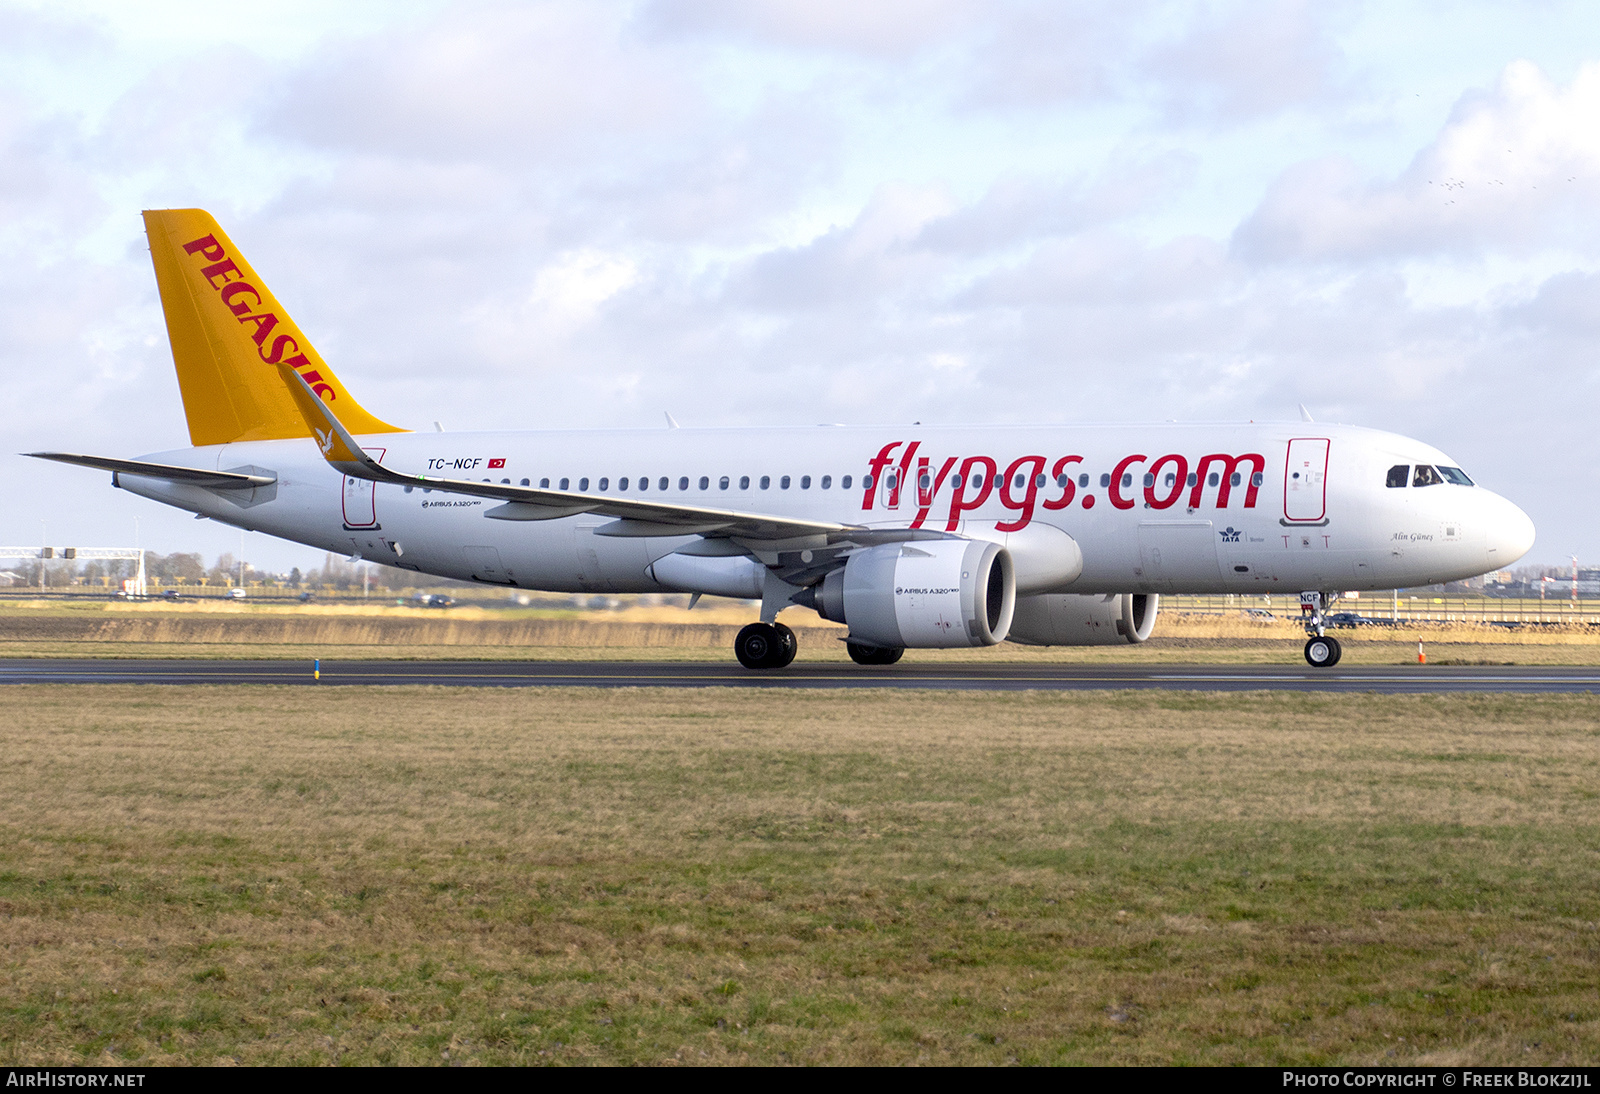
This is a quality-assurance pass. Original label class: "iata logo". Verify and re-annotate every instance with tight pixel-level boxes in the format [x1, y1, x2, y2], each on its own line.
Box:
[1220, 526, 1242, 543]
[180, 234, 337, 404]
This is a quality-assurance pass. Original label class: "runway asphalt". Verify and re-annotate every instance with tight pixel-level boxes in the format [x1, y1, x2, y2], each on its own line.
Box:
[1, 658, 1596, 692]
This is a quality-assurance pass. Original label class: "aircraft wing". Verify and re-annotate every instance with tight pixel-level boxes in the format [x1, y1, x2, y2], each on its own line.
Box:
[276, 364, 862, 543]
[24, 452, 276, 489]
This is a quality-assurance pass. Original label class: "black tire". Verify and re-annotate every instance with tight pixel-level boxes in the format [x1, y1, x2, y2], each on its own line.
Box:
[770, 623, 797, 668]
[1304, 635, 1342, 668]
[736, 622, 779, 670]
[847, 642, 904, 666]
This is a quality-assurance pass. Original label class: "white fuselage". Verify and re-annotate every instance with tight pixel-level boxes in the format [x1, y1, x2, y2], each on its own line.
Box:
[117, 421, 1534, 596]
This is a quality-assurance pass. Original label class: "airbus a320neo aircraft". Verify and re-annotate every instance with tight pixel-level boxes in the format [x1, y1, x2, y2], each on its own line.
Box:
[31, 210, 1536, 669]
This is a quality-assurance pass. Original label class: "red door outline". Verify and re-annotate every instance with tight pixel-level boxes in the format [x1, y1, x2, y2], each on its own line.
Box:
[342, 447, 384, 529]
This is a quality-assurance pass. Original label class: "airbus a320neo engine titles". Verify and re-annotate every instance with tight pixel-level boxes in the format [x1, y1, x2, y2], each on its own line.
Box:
[30, 210, 1536, 669]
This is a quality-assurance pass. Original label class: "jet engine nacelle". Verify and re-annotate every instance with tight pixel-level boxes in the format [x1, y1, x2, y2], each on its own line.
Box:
[1008, 592, 1159, 646]
[815, 539, 1014, 648]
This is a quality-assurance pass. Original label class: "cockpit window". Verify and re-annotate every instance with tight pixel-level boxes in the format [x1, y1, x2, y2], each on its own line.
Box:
[1386, 465, 1410, 488]
[1413, 464, 1444, 487]
[1437, 466, 1474, 486]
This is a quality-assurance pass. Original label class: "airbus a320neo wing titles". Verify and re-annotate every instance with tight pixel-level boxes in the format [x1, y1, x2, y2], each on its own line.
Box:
[30, 210, 1536, 668]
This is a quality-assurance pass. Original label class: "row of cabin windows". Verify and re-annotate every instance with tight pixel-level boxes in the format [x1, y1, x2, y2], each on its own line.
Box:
[1385, 464, 1474, 488]
[532, 474, 850, 492]
[405, 469, 1266, 495]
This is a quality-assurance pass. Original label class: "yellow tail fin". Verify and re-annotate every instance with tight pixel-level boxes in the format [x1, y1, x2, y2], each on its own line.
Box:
[143, 208, 405, 446]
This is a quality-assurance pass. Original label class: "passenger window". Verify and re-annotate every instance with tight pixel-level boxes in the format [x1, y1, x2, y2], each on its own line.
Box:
[739, 475, 750, 489]
[658, 477, 668, 491]
[1056, 474, 1068, 488]
[520, 478, 530, 487]
[579, 477, 590, 491]
[842, 475, 852, 489]
[1250, 472, 1262, 487]
[950, 474, 963, 488]
[638, 477, 648, 491]
[1143, 473, 1155, 487]
[861, 474, 873, 490]
[1386, 465, 1410, 488]
[781, 475, 791, 489]
[1186, 472, 1196, 487]
[559, 477, 570, 490]
[1100, 473, 1111, 488]
[678, 477, 689, 491]
[1035, 473, 1046, 488]
[971, 474, 983, 489]
[1122, 473, 1133, 489]
[719, 476, 729, 490]
[821, 475, 832, 489]
[1015, 474, 1025, 489]
[801, 475, 811, 489]
[618, 477, 628, 491]
[1163, 473, 1176, 487]
[1209, 473, 1219, 487]
[598, 477, 608, 491]
[1413, 464, 1443, 487]
[1078, 474, 1089, 489]
[760, 475, 770, 490]
[404, 485, 413, 493]
[501, 478, 510, 484]
[1438, 466, 1474, 485]
[698, 476, 710, 490]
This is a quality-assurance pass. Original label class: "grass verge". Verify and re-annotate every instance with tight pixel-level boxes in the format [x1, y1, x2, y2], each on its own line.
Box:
[0, 685, 1596, 1065]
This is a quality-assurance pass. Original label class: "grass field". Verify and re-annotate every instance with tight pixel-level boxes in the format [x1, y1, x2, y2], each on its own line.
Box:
[0, 685, 1596, 1065]
[1, 597, 1597, 665]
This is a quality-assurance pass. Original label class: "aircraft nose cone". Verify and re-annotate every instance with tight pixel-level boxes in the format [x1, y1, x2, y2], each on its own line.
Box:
[1484, 494, 1535, 568]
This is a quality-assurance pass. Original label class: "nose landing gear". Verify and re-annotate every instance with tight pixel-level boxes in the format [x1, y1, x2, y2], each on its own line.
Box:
[1304, 634, 1342, 667]
[735, 621, 797, 669]
[1299, 590, 1342, 667]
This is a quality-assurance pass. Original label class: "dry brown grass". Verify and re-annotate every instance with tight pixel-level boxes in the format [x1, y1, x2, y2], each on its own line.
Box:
[0, 685, 1596, 1065]
[1, 600, 1597, 664]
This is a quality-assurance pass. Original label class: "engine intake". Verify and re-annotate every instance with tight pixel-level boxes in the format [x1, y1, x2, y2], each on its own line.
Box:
[815, 540, 1014, 648]
[1008, 593, 1159, 646]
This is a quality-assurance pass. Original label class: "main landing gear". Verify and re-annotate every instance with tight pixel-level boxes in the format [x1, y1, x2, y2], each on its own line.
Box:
[846, 642, 903, 666]
[734, 622, 906, 670]
[735, 622, 797, 670]
[1299, 590, 1342, 668]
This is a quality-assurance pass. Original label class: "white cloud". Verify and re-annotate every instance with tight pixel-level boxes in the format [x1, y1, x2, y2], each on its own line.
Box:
[1236, 60, 1600, 261]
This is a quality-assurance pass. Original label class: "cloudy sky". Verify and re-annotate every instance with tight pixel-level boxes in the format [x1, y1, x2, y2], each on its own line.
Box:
[3, 0, 1596, 571]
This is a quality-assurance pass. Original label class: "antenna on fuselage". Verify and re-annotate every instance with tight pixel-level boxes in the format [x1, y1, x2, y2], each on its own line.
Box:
[664, 412, 680, 429]
[1298, 404, 1315, 422]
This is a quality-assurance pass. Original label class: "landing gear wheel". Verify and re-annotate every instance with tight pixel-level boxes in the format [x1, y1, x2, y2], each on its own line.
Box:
[847, 642, 904, 666]
[736, 623, 779, 670]
[770, 623, 797, 668]
[1304, 635, 1342, 668]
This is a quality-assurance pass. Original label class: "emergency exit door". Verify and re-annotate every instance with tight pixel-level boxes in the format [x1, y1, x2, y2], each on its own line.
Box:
[1283, 438, 1329, 523]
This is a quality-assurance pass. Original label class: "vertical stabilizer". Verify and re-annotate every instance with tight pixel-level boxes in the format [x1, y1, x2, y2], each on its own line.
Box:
[143, 208, 404, 446]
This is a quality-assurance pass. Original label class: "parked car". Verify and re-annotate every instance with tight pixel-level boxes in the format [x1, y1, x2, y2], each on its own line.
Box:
[162, 589, 182, 600]
[416, 593, 454, 608]
[1326, 611, 1394, 628]
[226, 587, 247, 600]
[1243, 608, 1274, 621]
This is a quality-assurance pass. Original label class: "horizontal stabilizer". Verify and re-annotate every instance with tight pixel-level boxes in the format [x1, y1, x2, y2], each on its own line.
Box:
[25, 452, 276, 489]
